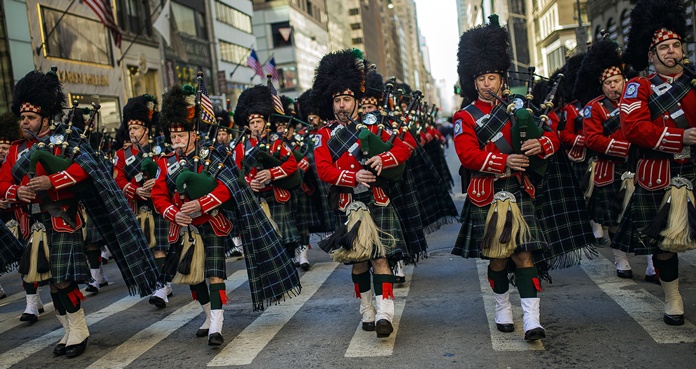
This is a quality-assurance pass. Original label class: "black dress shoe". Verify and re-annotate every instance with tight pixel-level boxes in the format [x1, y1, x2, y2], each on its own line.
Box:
[149, 295, 166, 309]
[65, 338, 88, 358]
[362, 321, 375, 331]
[53, 343, 66, 356]
[375, 319, 393, 338]
[0, 292, 6, 299]
[524, 327, 546, 341]
[645, 274, 661, 285]
[99, 281, 109, 287]
[664, 313, 685, 326]
[616, 269, 633, 279]
[496, 323, 514, 333]
[300, 262, 311, 271]
[394, 276, 406, 284]
[208, 333, 224, 346]
[85, 284, 99, 293]
[38, 307, 45, 314]
[19, 313, 38, 322]
[196, 328, 209, 337]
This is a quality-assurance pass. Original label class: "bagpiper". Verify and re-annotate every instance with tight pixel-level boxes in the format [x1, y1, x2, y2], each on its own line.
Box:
[312, 49, 412, 339]
[452, 15, 594, 341]
[614, 0, 696, 326]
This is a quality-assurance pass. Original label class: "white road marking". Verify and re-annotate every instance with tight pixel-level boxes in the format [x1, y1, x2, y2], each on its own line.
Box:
[87, 270, 249, 369]
[207, 262, 338, 366]
[344, 264, 414, 357]
[581, 255, 696, 344]
[476, 260, 544, 351]
[0, 294, 142, 369]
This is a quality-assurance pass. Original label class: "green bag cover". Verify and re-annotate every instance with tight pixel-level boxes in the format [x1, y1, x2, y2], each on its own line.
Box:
[511, 109, 548, 177]
[175, 169, 233, 210]
[256, 151, 302, 190]
[140, 157, 159, 180]
[29, 150, 92, 192]
[358, 129, 405, 181]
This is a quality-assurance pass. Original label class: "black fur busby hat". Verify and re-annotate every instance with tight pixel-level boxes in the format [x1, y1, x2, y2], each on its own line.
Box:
[457, 14, 511, 102]
[160, 85, 197, 132]
[123, 94, 158, 129]
[12, 68, 66, 119]
[531, 79, 548, 109]
[311, 49, 373, 120]
[624, 0, 686, 71]
[0, 112, 20, 144]
[233, 85, 275, 128]
[65, 107, 90, 132]
[362, 71, 384, 107]
[215, 109, 233, 132]
[573, 39, 624, 106]
[296, 89, 319, 122]
[560, 53, 585, 102]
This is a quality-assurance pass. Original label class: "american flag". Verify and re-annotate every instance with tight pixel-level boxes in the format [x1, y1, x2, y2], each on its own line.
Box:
[247, 49, 264, 77]
[264, 57, 279, 82]
[267, 77, 285, 115]
[84, 0, 122, 48]
[198, 77, 216, 125]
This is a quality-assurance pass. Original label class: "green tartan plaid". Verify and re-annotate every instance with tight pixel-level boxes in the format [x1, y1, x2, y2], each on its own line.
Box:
[586, 162, 626, 227]
[0, 219, 22, 276]
[150, 212, 171, 253]
[453, 177, 548, 259]
[648, 75, 693, 121]
[409, 146, 459, 233]
[159, 223, 227, 281]
[570, 160, 589, 186]
[326, 123, 360, 161]
[613, 161, 696, 255]
[259, 191, 300, 249]
[28, 217, 91, 284]
[336, 190, 407, 262]
[384, 163, 428, 263]
[84, 216, 103, 244]
[294, 187, 322, 230]
[424, 140, 455, 189]
[309, 169, 340, 233]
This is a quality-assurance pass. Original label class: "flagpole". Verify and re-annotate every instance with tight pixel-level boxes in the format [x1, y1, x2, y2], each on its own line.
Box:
[229, 43, 255, 81]
[117, 1, 165, 66]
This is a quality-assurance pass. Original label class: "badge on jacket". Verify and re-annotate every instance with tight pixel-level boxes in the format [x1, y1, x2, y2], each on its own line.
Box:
[624, 82, 639, 99]
[454, 119, 463, 137]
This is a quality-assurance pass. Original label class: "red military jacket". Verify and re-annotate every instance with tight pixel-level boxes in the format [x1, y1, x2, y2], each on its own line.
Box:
[233, 134, 298, 203]
[558, 101, 586, 161]
[113, 145, 157, 212]
[151, 150, 232, 243]
[582, 94, 631, 186]
[453, 98, 559, 207]
[314, 121, 412, 209]
[0, 136, 89, 233]
[620, 73, 696, 191]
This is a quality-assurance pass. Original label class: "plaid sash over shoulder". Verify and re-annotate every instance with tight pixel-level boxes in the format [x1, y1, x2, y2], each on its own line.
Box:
[0, 220, 22, 276]
[535, 153, 597, 271]
[648, 75, 693, 121]
[600, 97, 621, 136]
[13, 128, 159, 297]
[326, 123, 360, 161]
[464, 103, 509, 147]
[216, 145, 300, 310]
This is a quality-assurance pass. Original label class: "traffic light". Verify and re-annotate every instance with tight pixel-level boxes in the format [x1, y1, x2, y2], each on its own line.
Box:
[453, 82, 461, 96]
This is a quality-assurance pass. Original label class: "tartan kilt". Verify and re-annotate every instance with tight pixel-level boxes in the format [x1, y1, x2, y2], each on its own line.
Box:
[613, 161, 696, 255]
[84, 216, 103, 244]
[259, 190, 300, 249]
[293, 186, 323, 231]
[31, 216, 91, 284]
[586, 162, 626, 227]
[569, 159, 589, 187]
[410, 147, 459, 233]
[310, 169, 340, 233]
[452, 177, 548, 259]
[150, 211, 171, 253]
[424, 141, 455, 189]
[336, 190, 407, 262]
[159, 222, 227, 282]
[0, 219, 22, 276]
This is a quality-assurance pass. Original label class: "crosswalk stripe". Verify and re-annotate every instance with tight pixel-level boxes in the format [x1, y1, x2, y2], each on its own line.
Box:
[475, 260, 544, 351]
[581, 255, 696, 343]
[207, 262, 339, 366]
[0, 294, 142, 369]
[87, 270, 249, 369]
[344, 264, 414, 358]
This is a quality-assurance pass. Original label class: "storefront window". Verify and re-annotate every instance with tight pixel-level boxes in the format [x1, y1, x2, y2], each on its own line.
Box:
[128, 68, 160, 100]
[0, 2, 13, 113]
[68, 94, 121, 134]
[278, 64, 298, 91]
[40, 6, 112, 65]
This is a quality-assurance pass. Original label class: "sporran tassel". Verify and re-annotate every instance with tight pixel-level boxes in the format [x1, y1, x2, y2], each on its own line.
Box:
[641, 195, 670, 240]
[330, 202, 393, 263]
[660, 178, 696, 252]
[582, 160, 596, 199]
[23, 223, 52, 282]
[481, 202, 499, 250]
[259, 198, 279, 233]
[616, 172, 635, 223]
[137, 208, 156, 248]
[318, 222, 347, 253]
[481, 192, 530, 259]
[172, 229, 205, 285]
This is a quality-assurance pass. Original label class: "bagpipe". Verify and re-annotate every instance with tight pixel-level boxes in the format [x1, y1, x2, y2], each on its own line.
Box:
[26, 99, 101, 193]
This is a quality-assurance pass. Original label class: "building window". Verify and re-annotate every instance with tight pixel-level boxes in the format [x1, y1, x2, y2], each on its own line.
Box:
[546, 46, 566, 74]
[40, 5, 111, 65]
[607, 18, 617, 41]
[349, 8, 359, 15]
[116, 0, 152, 36]
[278, 64, 298, 90]
[350, 23, 361, 30]
[306, 0, 313, 16]
[219, 40, 250, 64]
[272, 22, 293, 47]
[352, 37, 363, 45]
[620, 9, 631, 45]
[215, 1, 252, 33]
[171, 2, 206, 38]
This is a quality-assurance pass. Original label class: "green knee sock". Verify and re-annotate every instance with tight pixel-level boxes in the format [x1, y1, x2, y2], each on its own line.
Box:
[209, 283, 227, 309]
[190, 282, 210, 305]
[86, 248, 101, 269]
[488, 267, 509, 294]
[372, 274, 394, 297]
[515, 267, 541, 298]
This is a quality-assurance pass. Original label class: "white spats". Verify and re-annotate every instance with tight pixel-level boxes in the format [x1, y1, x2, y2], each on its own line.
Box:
[359, 289, 376, 324]
[494, 291, 513, 325]
[520, 297, 542, 333]
[661, 279, 684, 316]
[613, 249, 632, 271]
